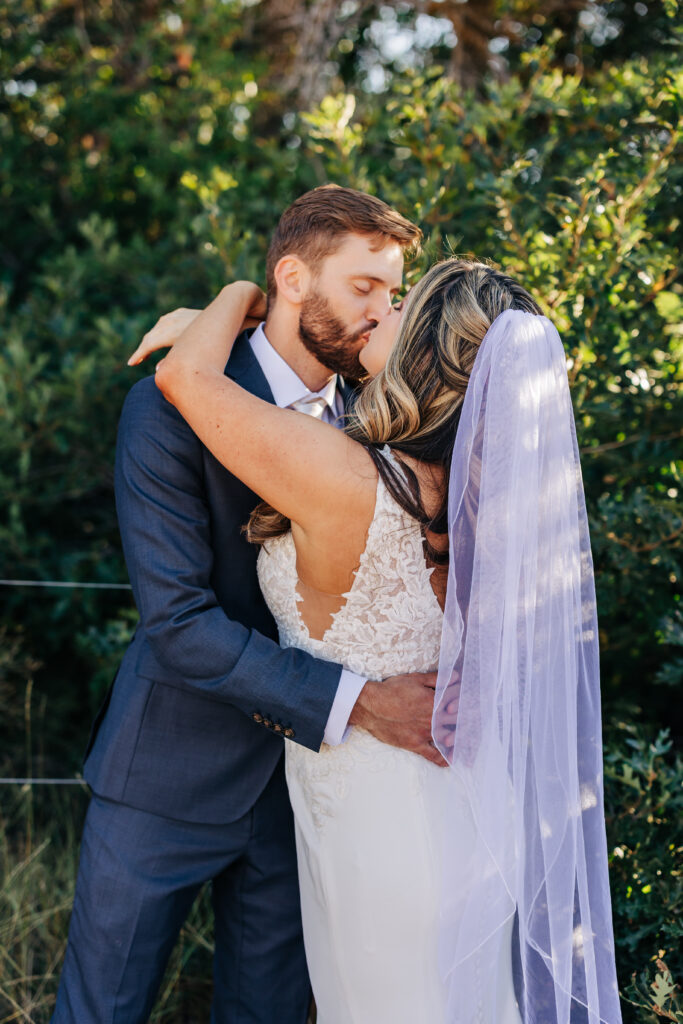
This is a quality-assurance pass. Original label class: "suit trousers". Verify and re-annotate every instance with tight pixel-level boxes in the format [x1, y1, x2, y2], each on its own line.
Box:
[51, 756, 310, 1024]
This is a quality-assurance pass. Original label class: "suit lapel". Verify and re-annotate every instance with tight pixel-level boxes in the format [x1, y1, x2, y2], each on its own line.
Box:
[225, 330, 276, 405]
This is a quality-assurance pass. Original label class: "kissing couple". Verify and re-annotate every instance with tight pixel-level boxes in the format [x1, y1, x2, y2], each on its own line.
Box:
[53, 185, 622, 1023]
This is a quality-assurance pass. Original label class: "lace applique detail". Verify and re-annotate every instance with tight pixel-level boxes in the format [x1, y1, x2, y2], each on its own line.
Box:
[257, 447, 442, 680]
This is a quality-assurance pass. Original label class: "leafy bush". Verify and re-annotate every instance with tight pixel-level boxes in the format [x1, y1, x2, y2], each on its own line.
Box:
[1, 2, 681, 1017]
[604, 722, 683, 1021]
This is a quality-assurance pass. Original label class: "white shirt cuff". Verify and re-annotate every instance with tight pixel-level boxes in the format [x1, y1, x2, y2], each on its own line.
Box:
[323, 670, 366, 746]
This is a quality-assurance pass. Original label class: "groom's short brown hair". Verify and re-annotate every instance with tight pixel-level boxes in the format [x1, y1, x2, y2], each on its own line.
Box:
[265, 184, 422, 305]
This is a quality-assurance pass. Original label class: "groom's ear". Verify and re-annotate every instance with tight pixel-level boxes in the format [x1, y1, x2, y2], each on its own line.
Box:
[273, 254, 311, 307]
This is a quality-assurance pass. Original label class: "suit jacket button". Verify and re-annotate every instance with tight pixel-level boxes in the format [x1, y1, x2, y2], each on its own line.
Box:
[284, 728, 295, 738]
[273, 723, 283, 734]
[263, 718, 273, 729]
[252, 713, 263, 724]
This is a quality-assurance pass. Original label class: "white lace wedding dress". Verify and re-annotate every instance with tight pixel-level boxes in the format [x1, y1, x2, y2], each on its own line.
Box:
[258, 449, 521, 1024]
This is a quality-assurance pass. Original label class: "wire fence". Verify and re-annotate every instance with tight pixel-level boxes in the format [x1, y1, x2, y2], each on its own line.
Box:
[0, 778, 88, 786]
[0, 579, 132, 591]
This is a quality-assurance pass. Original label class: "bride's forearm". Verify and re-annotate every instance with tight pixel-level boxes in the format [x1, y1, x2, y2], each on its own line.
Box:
[157, 282, 261, 388]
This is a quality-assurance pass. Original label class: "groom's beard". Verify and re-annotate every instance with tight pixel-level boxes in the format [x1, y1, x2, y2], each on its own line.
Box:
[298, 295, 375, 380]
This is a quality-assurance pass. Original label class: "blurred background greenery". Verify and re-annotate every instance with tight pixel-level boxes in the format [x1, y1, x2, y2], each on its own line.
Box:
[0, 0, 681, 1020]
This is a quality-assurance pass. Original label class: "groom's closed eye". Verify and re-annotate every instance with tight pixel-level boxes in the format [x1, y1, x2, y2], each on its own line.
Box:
[350, 276, 402, 295]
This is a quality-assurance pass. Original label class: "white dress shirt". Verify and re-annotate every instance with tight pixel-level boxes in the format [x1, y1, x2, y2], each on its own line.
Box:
[248, 323, 366, 745]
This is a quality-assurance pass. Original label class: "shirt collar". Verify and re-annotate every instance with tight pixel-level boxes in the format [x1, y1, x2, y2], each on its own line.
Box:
[248, 322, 339, 412]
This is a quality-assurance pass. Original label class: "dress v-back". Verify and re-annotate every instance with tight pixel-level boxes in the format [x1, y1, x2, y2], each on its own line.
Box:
[257, 448, 521, 1024]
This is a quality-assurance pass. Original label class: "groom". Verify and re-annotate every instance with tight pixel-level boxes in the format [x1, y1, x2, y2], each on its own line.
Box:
[52, 185, 438, 1023]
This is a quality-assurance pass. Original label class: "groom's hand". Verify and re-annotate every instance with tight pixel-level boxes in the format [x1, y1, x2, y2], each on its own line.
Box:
[348, 673, 447, 766]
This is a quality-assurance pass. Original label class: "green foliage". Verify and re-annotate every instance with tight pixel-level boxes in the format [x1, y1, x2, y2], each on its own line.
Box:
[654, 609, 683, 687]
[605, 726, 683, 962]
[604, 723, 683, 1020]
[1, 1, 681, 1015]
[0, 216, 209, 769]
[626, 960, 683, 1023]
[75, 608, 139, 707]
[0, 0, 317, 771]
[0, 0, 267, 293]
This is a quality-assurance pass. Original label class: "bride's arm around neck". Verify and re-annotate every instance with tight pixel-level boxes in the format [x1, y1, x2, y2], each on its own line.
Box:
[154, 283, 377, 548]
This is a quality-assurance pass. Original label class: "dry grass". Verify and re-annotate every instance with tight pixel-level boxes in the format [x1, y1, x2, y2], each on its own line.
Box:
[0, 786, 214, 1023]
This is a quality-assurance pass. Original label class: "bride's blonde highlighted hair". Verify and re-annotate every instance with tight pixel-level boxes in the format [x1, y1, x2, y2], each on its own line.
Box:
[247, 259, 542, 549]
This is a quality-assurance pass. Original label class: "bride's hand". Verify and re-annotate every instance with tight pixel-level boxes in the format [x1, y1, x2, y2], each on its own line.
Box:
[128, 282, 266, 366]
[128, 308, 201, 366]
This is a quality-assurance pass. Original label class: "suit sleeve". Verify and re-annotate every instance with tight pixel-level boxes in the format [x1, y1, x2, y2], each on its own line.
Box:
[114, 376, 341, 751]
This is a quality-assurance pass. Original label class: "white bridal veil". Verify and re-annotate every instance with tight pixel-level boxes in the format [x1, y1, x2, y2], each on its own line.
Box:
[432, 311, 622, 1023]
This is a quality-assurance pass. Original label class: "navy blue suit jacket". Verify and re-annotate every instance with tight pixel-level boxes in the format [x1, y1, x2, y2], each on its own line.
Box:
[84, 332, 342, 824]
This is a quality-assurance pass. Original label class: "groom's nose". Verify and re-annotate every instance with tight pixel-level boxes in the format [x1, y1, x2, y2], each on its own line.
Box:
[366, 292, 394, 321]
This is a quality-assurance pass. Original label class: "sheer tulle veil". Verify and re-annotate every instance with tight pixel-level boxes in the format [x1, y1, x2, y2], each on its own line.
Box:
[431, 310, 622, 1023]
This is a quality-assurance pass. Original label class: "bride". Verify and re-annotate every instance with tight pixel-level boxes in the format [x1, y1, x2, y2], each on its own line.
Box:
[131, 259, 622, 1023]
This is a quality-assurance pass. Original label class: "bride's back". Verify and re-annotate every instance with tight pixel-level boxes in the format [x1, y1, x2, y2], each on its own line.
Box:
[257, 447, 445, 681]
[287, 447, 447, 644]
